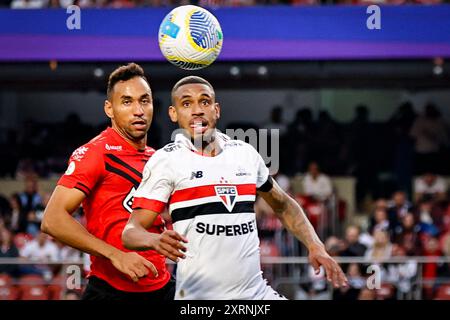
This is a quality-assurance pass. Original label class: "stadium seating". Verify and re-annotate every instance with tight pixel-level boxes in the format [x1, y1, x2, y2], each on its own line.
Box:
[47, 275, 65, 300]
[0, 274, 12, 287]
[376, 283, 396, 300]
[434, 284, 450, 300]
[0, 274, 19, 300]
[18, 275, 49, 300]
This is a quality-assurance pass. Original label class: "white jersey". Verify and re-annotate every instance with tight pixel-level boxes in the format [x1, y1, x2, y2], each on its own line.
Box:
[133, 132, 285, 300]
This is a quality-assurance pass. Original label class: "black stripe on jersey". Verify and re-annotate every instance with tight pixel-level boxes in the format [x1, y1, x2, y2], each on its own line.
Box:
[257, 176, 274, 192]
[75, 182, 91, 195]
[105, 154, 142, 178]
[105, 163, 140, 187]
[74, 187, 89, 196]
[171, 201, 254, 223]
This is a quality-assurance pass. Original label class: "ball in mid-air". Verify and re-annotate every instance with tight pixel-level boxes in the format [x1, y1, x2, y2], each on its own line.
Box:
[158, 5, 223, 70]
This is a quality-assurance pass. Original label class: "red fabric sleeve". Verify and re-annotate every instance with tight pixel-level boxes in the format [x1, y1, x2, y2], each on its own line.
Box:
[132, 197, 166, 213]
[57, 145, 104, 196]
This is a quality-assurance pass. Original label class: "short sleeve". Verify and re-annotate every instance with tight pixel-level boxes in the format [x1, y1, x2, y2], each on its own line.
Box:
[57, 145, 103, 196]
[132, 150, 173, 213]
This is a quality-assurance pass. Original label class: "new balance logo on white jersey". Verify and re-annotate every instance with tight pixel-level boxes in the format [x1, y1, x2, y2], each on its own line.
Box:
[190, 171, 204, 179]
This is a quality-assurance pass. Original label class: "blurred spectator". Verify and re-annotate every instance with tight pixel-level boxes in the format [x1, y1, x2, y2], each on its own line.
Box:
[390, 101, 416, 197]
[10, 0, 48, 8]
[263, 105, 287, 135]
[410, 103, 449, 174]
[333, 263, 365, 300]
[0, 194, 10, 221]
[365, 229, 393, 262]
[285, 107, 315, 174]
[311, 110, 343, 174]
[414, 172, 448, 203]
[301, 161, 333, 201]
[0, 228, 20, 277]
[20, 231, 59, 278]
[369, 207, 391, 235]
[416, 199, 442, 236]
[422, 236, 443, 299]
[387, 191, 413, 230]
[20, 231, 59, 261]
[54, 239, 83, 262]
[274, 172, 291, 193]
[348, 105, 376, 210]
[393, 212, 422, 256]
[255, 196, 283, 242]
[306, 265, 329, 300]
[384, 245, 418, 299]
[3, 193, 28, 234]
[373, 197, 389, 211]
[340, 225, 367, 257]
[18, 177, 43, 214]
[324, 236, 345, 257]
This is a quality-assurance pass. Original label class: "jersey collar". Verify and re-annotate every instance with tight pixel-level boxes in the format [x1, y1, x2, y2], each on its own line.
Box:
[106, 127, 149, 153]
[174, 130, 230, 156]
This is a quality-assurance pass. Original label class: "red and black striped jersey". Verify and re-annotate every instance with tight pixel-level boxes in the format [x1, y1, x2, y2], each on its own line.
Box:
[58, 127, 170, 292]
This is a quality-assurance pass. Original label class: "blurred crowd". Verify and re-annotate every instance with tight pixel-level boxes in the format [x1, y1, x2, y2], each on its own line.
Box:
[0, 177, 86, 299]
[3, 101, 450, 212]
[256, 169, 450, 300]
[2, 101, 450, 299]
[0, 0, 448, 9]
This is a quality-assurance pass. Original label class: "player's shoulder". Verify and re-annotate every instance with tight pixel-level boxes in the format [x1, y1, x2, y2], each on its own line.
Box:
[68, 131, 107, 161]
[218, 132, 249, 149]
[160, 141, 184, 154]
[223, 138, 258, 155]
[148, 142, 183, 163]
[84, 129, 109, 150]
[223, 139, 246, 149]
[144, 146, 156, 157]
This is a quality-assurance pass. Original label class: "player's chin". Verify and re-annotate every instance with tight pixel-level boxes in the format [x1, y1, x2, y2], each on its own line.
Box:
[129, 128, 148, 140]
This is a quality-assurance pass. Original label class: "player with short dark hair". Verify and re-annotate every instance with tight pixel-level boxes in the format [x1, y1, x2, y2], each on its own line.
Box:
[41, 63, 183, 300]
[122, 76, 348, 299]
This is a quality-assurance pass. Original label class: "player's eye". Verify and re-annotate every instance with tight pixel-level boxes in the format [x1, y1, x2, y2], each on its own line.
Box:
[123, 100, 132, 106]
[201, 99, 211, 106]
[141, 99, 150, 104]
[182, 101, 190, 108]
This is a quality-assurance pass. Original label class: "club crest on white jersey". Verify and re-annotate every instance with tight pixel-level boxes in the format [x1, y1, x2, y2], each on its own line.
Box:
[214, 185, 237, 212]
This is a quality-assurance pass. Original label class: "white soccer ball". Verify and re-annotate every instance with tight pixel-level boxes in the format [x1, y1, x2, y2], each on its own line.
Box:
[158, 5, 223, 70]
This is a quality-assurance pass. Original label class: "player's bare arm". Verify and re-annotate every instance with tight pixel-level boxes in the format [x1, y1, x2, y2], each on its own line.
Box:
[41, 185, 158, 282]
[122, 209, 188, 262]
[257, 177, 348, 288]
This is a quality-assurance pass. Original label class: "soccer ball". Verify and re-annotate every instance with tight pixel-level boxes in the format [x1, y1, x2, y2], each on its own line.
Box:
[158, 5, 223, 70]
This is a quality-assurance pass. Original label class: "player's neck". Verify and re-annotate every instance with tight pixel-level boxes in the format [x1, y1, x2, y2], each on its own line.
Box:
[200, 142, 220, 157]
[190, 131, 221, 157]
[111, 126, 147, 151]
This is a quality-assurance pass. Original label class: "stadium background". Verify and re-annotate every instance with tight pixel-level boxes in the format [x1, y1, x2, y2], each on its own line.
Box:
[1, 2, 450, 300]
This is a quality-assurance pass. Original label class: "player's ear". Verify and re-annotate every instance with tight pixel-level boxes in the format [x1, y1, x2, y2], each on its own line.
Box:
[168, 105, 178, 123]
[215, 102, 221, 120]
[104, 100, 113, 120]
